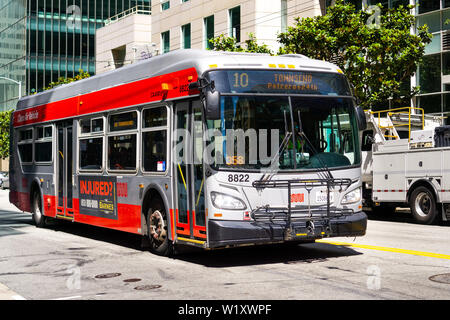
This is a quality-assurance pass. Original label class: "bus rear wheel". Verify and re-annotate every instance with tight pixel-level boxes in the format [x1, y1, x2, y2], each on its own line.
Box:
[32, 191, 47, 228]
[409, 186, 438, 225]
[146, 200, 171, 256]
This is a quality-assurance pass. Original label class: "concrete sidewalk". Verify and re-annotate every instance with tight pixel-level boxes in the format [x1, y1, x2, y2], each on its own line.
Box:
[0, 282, 25, 300]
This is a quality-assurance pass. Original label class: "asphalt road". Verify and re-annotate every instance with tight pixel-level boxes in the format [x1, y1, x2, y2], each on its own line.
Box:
[0, 189, 449, 301]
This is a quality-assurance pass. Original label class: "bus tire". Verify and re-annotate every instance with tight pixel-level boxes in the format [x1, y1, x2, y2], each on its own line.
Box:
[146, 199, 172, 256]
[409, 186, 438, 225]
[32, 191, 47, 228]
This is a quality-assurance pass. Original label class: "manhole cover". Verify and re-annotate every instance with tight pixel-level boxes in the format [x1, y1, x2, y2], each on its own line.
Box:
[134, 284, 161, 291]
[123, 278, 141, 283]
[429, 273, 450, 284]
[95, 273, 122, 279]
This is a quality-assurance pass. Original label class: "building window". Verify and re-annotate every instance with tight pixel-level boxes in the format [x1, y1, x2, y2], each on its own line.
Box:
[161, 0, 170, 11]
[281, 0, 288, 32]
[204, 15, 214, 49]
[416, 0, 440, 14]
[229, 6, 241, 43]
[161, 30, 170, 53]
[181, 23, 191, 49]
[112, 45, 126, 69]
[391, 0, 409, 8]
[418, 94, 442, 114]
[419, 54, 442, 94]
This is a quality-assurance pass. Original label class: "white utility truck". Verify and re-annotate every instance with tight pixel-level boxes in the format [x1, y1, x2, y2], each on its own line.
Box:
[362, 107, 450, 224]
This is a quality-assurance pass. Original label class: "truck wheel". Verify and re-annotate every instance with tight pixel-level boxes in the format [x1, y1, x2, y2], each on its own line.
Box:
[409, 186, 438, 225]
[146, 200, 172, 256]
[32, 191, 47, 227]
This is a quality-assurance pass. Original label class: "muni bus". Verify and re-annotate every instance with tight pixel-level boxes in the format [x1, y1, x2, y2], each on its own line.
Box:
[9, 49, 367, 255]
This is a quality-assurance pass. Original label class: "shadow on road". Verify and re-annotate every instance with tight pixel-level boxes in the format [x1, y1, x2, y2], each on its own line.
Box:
[365, 208, 450, 226]
[173, 242, 361, 268]
[0, 209, 34, 237]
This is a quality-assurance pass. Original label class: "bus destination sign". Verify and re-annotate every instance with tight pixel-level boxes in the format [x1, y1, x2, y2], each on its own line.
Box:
[208, 70, 351, 96]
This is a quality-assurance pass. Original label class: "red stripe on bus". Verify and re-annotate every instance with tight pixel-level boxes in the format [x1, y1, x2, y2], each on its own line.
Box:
[192, 210, 207, 239]
[9, 190, 142, 234]
[169, 209, 175, 240]
[73, 199, 142, 234]
[176, 209, 190, 236]
[13, 68, 199, 127]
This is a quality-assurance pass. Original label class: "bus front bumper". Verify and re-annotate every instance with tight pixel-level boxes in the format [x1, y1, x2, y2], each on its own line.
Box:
[207, 211, 367, 249]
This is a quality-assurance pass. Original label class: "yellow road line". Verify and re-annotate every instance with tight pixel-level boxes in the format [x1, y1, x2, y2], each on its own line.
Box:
[317, 240, 450, 260]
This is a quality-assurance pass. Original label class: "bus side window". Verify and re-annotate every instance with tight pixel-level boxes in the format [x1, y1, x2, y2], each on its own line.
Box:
[361, 130, 373, 151]
[108, 111, 138, 172]
[18, 128, 33, 163]
[142, 106, 168, 172]
[79, 116, 104, 171]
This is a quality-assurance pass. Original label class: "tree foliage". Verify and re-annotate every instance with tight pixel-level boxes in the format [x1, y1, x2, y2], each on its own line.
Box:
[0, 110, 12, 159]
[209, 33, 273, 54]
[277, 1, 432, 108]
[43, 69, 91, 91]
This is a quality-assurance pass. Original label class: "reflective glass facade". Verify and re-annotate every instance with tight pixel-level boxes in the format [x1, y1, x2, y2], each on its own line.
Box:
[0, 0, 26, 111]
[0, 0, 150, 111]
[415, 0, 450, 124]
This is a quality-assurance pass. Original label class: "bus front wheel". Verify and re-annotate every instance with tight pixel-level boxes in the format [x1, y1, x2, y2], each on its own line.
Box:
[146, 200, 172, 256]
[32, 191, 47, 228]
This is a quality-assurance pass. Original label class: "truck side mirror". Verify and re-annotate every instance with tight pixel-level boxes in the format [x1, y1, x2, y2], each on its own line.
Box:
[356, 106, 367, 131]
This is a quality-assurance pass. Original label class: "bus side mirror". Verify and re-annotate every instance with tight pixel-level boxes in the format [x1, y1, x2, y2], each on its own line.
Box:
[204, 89, 220, 120]
[356, 106, 367, 131]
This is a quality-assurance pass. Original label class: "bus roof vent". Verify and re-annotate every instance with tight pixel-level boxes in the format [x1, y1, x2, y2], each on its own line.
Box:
[280, 54, 309, 59]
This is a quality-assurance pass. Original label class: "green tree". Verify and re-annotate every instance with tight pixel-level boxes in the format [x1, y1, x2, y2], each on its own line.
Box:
[0, 110, 12, 159]
[43, 69, 90, 91]
[278, 1, 432, 108]
[209, 33, 273, 54]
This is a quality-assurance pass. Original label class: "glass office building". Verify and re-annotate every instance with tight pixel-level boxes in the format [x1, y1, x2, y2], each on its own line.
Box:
[415, 0, 450, 123]
[0, 0, 150, 111]
[0, 0, 26, 112]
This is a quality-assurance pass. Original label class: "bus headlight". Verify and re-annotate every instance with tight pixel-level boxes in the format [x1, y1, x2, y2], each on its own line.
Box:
[211, 192, 247, 210]
[341, 188, 361, 204]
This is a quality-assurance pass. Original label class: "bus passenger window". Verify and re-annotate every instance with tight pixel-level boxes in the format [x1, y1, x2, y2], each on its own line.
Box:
[142, 106, 168, 172]
[79, 138, 103, 170]
[79, 117, 104, 171]
[35, 125, 53, 163]
[18, 128, 33, 163]
[108, 135, 137, 171]
[143, 131, 167, 172]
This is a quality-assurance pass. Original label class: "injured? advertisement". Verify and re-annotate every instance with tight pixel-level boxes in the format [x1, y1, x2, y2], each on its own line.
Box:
[78, 176, 118, 220]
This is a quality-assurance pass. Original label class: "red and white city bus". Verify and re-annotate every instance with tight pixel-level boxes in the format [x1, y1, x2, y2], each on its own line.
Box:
[9, 49, 367, 255]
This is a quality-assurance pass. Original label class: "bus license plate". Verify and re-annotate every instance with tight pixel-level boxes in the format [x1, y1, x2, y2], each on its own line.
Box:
[315, 190, 334, 203]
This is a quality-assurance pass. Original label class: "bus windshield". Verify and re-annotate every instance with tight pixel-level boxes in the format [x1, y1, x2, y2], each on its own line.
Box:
[206, 95, 360, 171]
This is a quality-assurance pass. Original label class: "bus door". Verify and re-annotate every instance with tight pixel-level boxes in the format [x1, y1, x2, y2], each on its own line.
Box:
[56, 121, 74, 220]
[173, 100, 207, 245]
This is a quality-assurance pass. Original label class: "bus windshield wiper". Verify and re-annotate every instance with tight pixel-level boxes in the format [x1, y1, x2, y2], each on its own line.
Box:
[257, 110, 292, 185]
[296, 110, 333, 180]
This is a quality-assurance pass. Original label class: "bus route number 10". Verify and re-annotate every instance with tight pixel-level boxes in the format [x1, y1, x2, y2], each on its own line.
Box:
[233, 72, 249, 88]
